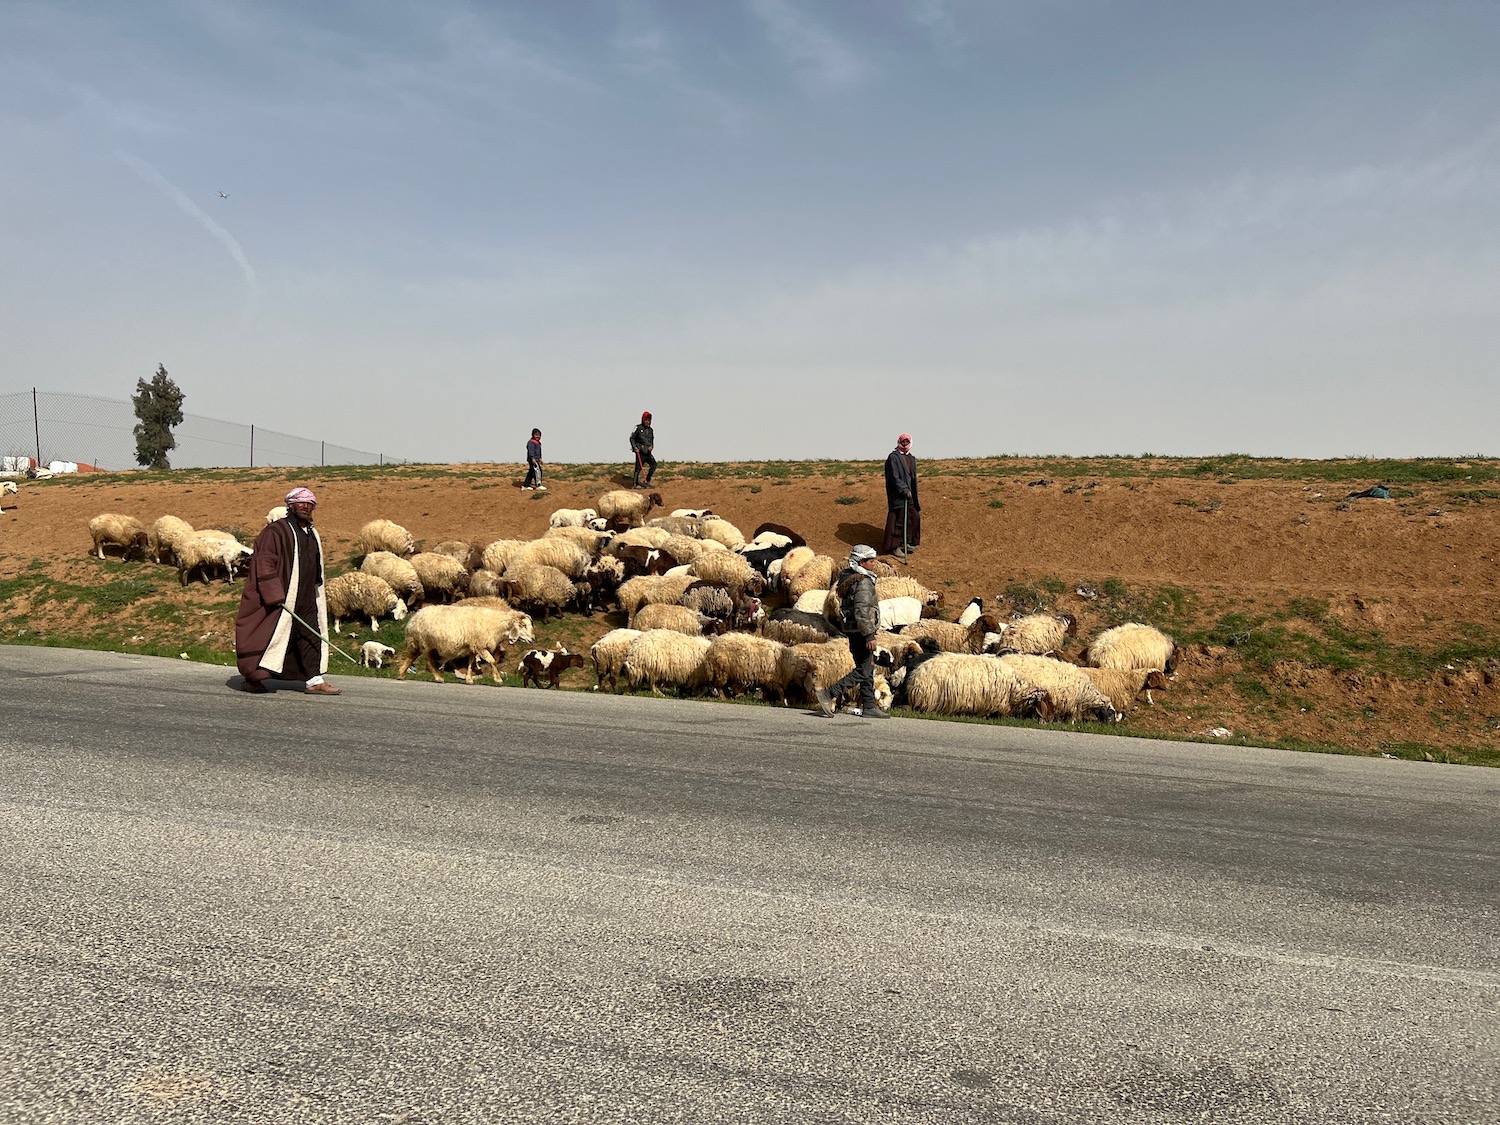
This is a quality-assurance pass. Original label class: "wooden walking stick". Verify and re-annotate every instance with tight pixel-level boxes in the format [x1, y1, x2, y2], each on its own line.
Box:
[901, 500, 910, 567]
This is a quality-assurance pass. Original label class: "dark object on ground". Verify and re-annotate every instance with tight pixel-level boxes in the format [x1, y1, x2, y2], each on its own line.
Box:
[1346, 485, 1391, 500]
[1028, 479, 1052, 488]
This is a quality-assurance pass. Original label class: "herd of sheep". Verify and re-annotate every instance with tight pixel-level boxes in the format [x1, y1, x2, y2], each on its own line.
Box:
[84, 487, 1179, 723]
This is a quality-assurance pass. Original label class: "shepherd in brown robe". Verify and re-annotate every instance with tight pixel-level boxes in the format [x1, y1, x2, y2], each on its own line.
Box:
[234, 487, 340, 695]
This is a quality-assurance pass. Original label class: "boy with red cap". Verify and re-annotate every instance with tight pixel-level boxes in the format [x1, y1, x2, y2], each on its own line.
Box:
[234, 487, 340, 695]
[629, 411, 655, 489]
[882, 433, 920, 557]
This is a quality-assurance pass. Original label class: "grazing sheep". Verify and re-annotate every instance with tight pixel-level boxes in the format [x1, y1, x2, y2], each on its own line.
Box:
[410, 552, 470, 604]
[397, 603, 534, 684]
[518, 647, 587, 688]
[900, 615, 1003, 655]
[431, 539, 484, 570]
[325, 571, 408, 633]
[702, 633, 791, 701]
[590, 628, 642, 692]
[785, 555, 837, 600]
[791, 588, 832, 616]
[671, 508, 715, 519]
[467, 570, 509, 599]
[548, 507, 598, 529]
[355, 519, 415, 558]
[1002, 613, 1078, 656]
[1081, 667, 1170, 713]
[630, 603, 719, 635]
[999, 654, 1120, 723]
[507, 537, 592, 580]
[479, 539, 527, 574]
[647, 515, 705, 538]
[265, 505, 288, 525]
[688, 550, 764, 596]
[500, 563, 578, 620]
[680, 581, 762, 629]
[1086, 622, 1178, 673]
[360, 641, 396, 669]
[697, 518, 746, 551]
[174, 532, 253, 585]
[905, 653, 1049, 719]
[598, 489, 664, 529]
[88, 514, 149, 560]
[577, 556, 625, 614]
[779, 640, 856, 703]
[361, 551, 424, 608]
[763, 609, 838, 646]
[609, 526, 673, 554]
[148, 515, 194, 565]
[621, 630, 711, 695]
[874, 576, 942, 610]
[544, 525, 614, 556]
[617, 572, 700, 618]
[659, 534, 718, 565]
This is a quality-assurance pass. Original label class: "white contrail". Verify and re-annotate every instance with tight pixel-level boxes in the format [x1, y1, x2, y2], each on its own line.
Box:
[117, 151, 259, 329]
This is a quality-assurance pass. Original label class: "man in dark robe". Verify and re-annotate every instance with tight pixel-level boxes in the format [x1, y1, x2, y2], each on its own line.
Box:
[234, 486, 339, 695]
[881, 433, 921, 557]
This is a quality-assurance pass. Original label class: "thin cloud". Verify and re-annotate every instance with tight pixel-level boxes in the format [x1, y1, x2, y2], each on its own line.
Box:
[746, 0, 870, 88]
[117, 151, 259, 330]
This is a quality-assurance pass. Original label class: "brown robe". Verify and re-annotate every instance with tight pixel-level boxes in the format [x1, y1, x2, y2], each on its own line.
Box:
[235, 517, 329, 682]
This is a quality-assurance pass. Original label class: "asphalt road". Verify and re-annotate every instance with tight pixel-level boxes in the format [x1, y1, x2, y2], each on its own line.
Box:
[1, 646, 1497, 1124]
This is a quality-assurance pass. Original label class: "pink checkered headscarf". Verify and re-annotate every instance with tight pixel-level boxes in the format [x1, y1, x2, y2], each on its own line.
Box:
[285, 487, 317, 506]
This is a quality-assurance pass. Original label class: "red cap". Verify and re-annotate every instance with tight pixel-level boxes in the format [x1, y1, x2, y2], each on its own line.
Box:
[642, 411, 652, 421]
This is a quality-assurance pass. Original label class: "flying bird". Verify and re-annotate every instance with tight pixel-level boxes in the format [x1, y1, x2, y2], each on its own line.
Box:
[216, 190, 230, 199]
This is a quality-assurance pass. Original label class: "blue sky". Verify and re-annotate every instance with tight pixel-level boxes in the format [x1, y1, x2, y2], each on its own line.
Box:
[2, 1, 1497, 462]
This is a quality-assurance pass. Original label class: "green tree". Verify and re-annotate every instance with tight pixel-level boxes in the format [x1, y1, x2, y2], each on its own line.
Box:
[132, 363, 186, 470]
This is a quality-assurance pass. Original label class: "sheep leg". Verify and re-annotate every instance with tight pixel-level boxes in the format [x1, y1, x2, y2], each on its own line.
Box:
[369, 616, 378, 631]
[425, 650, 445, 684]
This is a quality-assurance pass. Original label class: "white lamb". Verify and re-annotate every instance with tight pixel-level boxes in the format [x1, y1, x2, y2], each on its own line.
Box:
[548, 507, 598, 529]
[360, 641, 397, 669]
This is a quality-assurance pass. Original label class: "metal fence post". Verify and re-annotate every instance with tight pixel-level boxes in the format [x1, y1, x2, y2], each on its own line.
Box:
[249, 424, 254, 468]
[321, 440, 325, 467]
[33, 387, 41, 468]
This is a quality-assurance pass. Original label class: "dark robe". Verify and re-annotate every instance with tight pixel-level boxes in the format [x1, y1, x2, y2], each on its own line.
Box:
[882, 449, 921, 552]
[235, 516, 329, 682]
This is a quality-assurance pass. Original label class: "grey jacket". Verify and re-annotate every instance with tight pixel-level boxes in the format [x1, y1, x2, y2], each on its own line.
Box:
[835, 566, 879, 639]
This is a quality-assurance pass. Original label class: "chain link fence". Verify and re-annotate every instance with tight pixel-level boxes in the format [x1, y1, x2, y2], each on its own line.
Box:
[0, 389, 405, 471]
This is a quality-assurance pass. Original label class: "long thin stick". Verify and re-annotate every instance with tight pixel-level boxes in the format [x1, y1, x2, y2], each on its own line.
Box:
[902, 500, 910, 568]
[279, 605, 361, 665]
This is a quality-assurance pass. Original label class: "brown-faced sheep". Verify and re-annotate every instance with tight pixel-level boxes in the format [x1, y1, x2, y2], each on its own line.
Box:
[500, 563, 578, 620]
[1081, 666, 1170, 713]
[598, 489, 664, 529]
[998, 654, 1120, 723]
[88, 514, 149, 560]
[899, 615, 1003, 655]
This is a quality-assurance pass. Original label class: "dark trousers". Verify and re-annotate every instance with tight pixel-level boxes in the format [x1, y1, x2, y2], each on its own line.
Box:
[523, 459, 542, 488]
[827, 634, 877, 710]
[882, 506, 921, 554]
[633, 449, 656, 485]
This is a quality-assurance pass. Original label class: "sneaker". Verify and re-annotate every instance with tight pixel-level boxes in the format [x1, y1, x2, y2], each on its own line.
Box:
[861, 707, 892, 719]
[814, 687, 836, 716]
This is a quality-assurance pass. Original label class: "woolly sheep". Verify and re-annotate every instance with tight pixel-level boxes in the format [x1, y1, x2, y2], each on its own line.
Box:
[597, 489, 664, 528]
[1087, 622, 1178, 673]
[778, 545, 817, 581]
[785, 555, 837, 600]
[355, 519, 414, 558]
[88, 514, 149, 560]
[360, 641, 396, 669]
[670, 508, 715, 519]
[688, 550, 764, 596]
[501, 563, 578, 620]
[468, 570, 509, 599]
[361, 551, 424, 607]
[1081, 666, 1170, 712]
[265, 505, 287, 525]
[751, 522, 807, 548]
[148, 515, 194, 565]
[325, 571, 408, 633]
[548, 507, 598, 529]
[762, 611, 837, 646]
[630, 603, 718, 635]
[544, 525, 614, 556]
[680, 581, 760, 628]
[999, 654, 1119, 723]
[518, 647, 586, 688]
[905, 653, 1048, 719]
[175, 532, 253, 586]
[697, 518, 746, 551]
[431, 539, 484, 570]
[410, 552, 470, 604]
[1002, 613, 1078, 656]
[900, 615, 1003, 655]
[874, 576, 942, 609]
[779, 640, 856, 702]
[617, 572, 699, 618]
[609, 526, 673, 553]
[621, 630, 711, 695]
[702, 632, 790, 702]
[647, 515, 705, 537]
[479, 539, 527, 574]
[397, 603, 534, 684]
[507, 536, 592, 580]
[658, 533, 716, 566]
[791, 588, 832, 615]
[590, 628, 641, 692]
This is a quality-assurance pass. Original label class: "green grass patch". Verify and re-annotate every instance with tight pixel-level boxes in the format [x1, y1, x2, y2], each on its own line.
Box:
[834, 495, 864, 506]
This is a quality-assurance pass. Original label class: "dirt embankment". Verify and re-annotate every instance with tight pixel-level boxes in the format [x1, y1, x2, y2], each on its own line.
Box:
[3, 461, 1498, 763]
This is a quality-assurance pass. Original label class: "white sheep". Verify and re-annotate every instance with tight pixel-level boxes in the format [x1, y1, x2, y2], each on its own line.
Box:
[597, 489, 664, 528]
[1081, 666, 1170, 713]
[630, 603, 717, 635]
[785, 555, 837, 600]
[397, 603, 535, 684]
[702, 632, 790, 702]
[874, 576, 941, 609]
[87, 513, 150, 560]
[507, 537, 593, 580]
[265, 505, 288, 525]
[590, 628, 642, 692]
[608, 526, 673, 554]
[467, 570, 509, 599]
[361, 551, 425, 607]
[1002, 613, 1078, 656]
[499, 563, 578, 620]
[999, 654, 1120, 723]
[148, 515, 194, 565]
[779, 640, 856, 703]
[325, 571, 408, 633]
[548, 507, 599, 529]
[360, 641, 396, 669]
[877, 595, 925, 631]
[898, 615, 1002, 655]
[409, 552, 470, 604]
[617, 572, 699, 618]
[479, 539, 527, 574]
[431, 540, 483, 569]
[904, 653, 1046, 719]
[175, 532, 253, 586]
[778, 545, 817, 582]
[1086, 622, 1178, 673]
[544, 525, 614, 556]
[670, 508, 715, 518]
[647, 515, 705, 538]
[697, 518, 746, 551]
[687, 550, 764, 596]
[621, 630, 712, 695]
[956, 597, 984, 627]
[791, 588, 832, 615]
[354, 519, 415, 558]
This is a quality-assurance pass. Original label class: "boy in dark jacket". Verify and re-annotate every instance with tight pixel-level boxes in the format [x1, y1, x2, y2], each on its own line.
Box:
[630, 411, 655, 488]
[522, 428, 543, 490]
